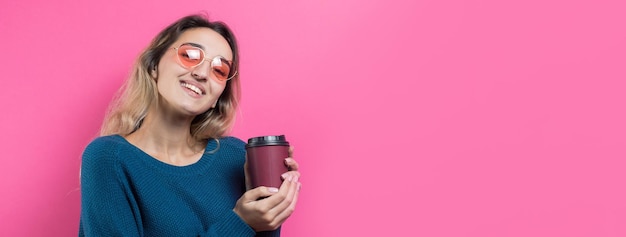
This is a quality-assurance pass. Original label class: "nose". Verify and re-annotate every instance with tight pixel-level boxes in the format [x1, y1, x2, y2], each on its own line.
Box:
[190, 60, 211, 81]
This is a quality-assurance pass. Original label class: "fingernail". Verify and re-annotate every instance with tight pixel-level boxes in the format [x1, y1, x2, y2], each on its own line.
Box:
[281, 173, 289, 180]
[268, 187, 279, 193]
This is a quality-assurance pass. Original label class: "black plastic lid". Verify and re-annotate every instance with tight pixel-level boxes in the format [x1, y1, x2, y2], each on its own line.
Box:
[246, 135, 289, 148]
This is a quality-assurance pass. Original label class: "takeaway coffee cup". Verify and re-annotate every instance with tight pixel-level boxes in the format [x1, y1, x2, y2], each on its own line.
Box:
[246, 135, 290, 189]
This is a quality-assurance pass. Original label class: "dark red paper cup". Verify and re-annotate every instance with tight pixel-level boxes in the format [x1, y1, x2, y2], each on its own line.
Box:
[246, 135, 290, 189]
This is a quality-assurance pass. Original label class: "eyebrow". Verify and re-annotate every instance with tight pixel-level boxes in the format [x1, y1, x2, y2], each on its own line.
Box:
[181, 42, 205, 50]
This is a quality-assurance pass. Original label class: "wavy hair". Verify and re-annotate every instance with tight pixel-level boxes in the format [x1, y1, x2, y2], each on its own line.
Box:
[100, 14, 240, 141]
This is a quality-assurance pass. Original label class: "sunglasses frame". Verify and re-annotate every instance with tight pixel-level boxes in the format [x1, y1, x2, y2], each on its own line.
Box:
[173, 44, 237, 81]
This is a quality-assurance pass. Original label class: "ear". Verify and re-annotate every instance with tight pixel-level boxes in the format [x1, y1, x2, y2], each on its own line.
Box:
[151, 66, 158, 79]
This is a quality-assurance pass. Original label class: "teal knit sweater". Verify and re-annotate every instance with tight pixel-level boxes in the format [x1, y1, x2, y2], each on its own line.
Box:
[79, 135, 280, 236]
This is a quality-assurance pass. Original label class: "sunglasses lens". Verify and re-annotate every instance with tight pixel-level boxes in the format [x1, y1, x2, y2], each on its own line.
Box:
[210, 57, 232, 81]
[176, 45, 234, 81]
[177, 45, 204, 68]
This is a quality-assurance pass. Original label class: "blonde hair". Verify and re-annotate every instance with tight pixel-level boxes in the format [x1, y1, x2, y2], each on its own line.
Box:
[100, 14, 241, 141]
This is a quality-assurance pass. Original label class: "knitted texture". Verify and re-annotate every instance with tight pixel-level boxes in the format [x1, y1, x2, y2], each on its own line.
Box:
[79, 135, 280, 237]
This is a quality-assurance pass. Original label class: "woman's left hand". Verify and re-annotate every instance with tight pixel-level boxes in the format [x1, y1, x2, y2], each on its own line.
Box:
[235, 146, 302, 231]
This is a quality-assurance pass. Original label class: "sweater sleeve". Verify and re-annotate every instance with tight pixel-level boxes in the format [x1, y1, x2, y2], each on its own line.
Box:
[200, 210, 256, 237]
[199, 210, 282, 237]
[256, 227, 281, 237]
[79, 139, 142, 237]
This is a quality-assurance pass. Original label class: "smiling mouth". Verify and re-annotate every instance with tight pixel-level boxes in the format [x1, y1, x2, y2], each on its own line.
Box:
[181, 82, 205, 95]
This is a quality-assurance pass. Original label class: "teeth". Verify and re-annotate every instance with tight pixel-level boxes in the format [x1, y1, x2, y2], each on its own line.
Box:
[182, 82, 202, 95]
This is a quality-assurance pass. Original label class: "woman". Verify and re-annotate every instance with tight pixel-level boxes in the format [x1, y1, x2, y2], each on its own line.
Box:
[79, 14, 301, 236]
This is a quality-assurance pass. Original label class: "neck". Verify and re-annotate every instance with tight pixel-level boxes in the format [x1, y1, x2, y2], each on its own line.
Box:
[125, 104, 205, 165]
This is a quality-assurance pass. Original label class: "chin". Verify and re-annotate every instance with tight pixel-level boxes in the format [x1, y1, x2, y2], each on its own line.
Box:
[187, 107, 213, 117]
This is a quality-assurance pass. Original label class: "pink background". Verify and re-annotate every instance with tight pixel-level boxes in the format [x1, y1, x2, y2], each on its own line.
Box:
[1, 0, 625, 236]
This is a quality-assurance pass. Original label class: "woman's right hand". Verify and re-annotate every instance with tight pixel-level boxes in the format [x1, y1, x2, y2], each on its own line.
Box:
[233, 171, 301, 232]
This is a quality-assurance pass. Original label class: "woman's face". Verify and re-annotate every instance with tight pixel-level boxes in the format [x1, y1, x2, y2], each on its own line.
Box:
[154, 27, 233, 117]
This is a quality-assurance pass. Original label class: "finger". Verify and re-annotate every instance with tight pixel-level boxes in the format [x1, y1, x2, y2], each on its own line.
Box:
[270, 174, 299, 212]
[262, 173, 296, 208]
[268, 175, 300, 226]
[284, 158, 299, 171]
[242, 186, 279, 203]
[276, 181, 300, 223]
[281, 171, 300, 181]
